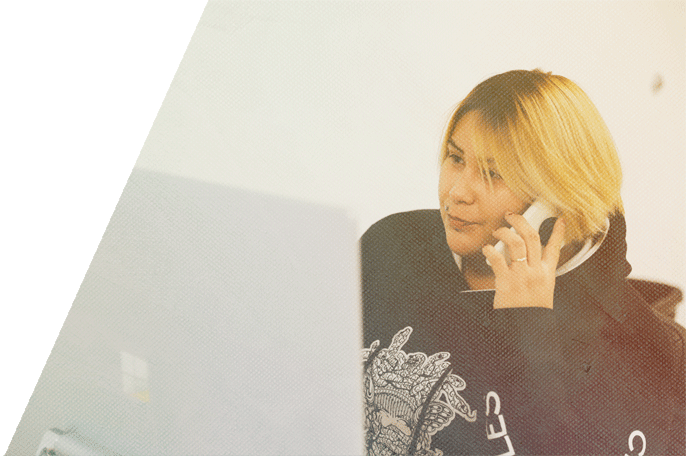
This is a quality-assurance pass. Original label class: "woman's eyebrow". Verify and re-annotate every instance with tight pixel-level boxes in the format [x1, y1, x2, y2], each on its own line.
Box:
[447, 139, 496, 166]
[447, 139, 462, 152]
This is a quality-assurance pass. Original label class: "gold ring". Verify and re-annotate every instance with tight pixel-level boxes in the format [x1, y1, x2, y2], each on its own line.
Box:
[512, 257, 527, 262]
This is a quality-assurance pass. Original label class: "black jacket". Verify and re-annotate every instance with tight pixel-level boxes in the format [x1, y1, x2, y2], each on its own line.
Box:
[361, 210, 685, 456]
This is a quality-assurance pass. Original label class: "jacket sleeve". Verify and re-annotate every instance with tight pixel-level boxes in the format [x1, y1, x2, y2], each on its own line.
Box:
[487, 306, 584, 451]
[656, 311, 686, 455]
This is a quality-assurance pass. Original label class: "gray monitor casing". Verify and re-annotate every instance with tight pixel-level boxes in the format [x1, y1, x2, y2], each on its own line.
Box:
[7, 169, 362, 455]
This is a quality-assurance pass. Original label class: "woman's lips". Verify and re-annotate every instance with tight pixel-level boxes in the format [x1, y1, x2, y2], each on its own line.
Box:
[447, 214, 479, 230]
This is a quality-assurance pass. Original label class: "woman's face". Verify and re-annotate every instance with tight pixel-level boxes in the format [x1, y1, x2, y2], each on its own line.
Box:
[438, 111, 527, 257]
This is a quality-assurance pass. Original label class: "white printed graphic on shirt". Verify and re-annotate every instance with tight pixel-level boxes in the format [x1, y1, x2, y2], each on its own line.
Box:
[625, 430, 646, 456]
[362, 327, 477, 456]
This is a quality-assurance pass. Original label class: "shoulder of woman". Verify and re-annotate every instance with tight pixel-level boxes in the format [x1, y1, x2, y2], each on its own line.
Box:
[619, 284, 686, 386]
[360, 210, 447, 273]
[361, 209, 442, 243]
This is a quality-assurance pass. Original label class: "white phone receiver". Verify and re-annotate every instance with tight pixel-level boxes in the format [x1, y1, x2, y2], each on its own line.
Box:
[490, 199, 560, 265]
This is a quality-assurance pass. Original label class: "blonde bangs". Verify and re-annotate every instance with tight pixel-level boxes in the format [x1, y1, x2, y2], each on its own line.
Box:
[473, 117, 534, 199]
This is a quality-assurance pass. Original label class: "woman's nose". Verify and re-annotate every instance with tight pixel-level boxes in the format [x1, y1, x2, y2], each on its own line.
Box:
[448, 169, 479, 205]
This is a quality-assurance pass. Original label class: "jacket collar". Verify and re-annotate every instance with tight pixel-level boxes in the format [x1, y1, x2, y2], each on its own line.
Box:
[561, 213, 633, 323]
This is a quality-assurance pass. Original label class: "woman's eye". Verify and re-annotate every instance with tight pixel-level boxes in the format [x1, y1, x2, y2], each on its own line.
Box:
[489, 170, 502, 180]
[481, 168, 502, 180]
[448, 153, 463, 164]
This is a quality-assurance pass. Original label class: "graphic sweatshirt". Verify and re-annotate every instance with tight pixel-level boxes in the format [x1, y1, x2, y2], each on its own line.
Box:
[361, 210, 685, 456]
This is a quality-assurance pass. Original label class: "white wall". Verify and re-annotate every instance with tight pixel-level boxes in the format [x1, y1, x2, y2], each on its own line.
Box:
[134, 0, 685, 308]
[2, 1, 684, 453]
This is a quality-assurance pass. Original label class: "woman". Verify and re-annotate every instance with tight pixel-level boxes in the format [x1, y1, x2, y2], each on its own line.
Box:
[361, 70, 684, 455]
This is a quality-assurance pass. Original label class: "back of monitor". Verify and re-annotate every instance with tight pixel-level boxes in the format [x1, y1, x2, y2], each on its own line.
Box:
[7, 169, 362, 456]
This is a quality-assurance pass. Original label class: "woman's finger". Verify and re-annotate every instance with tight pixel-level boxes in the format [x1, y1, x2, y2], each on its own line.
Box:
[541, 218, 565, 268]
[504, 212, 542, 266]
[482, 244, 509, 276]
[492, 226, 528, 266]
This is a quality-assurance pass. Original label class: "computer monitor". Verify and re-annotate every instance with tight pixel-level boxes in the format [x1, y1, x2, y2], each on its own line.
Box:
[7, 168, 362, 456]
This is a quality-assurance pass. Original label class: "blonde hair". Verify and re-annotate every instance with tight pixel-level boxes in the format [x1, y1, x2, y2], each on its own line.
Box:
[440, 69, 623, 243]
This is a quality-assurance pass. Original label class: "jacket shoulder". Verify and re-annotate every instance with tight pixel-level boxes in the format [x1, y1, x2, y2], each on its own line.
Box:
[624, 281, 685, 364]
[361, 210, 443, 247]
[621, 282, 685, 427]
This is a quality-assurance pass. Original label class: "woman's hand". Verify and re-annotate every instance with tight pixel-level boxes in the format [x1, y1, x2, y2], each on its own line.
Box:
[482, 213, 566, 310]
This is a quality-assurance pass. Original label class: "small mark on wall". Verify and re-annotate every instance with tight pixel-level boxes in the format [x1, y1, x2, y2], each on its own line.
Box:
[652, 73, 664, 94]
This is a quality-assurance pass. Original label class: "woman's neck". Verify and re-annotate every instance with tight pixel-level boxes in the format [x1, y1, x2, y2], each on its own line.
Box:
[462, 254, 496, 290]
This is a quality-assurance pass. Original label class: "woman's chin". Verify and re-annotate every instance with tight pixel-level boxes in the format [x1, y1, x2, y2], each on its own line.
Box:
[444, 235, 486, 258]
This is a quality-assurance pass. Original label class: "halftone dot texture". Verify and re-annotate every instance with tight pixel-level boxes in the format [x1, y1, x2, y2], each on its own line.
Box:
[9, 2, 368, 454]
[7, 171, 362, 454]
[360, 210, 685, 455]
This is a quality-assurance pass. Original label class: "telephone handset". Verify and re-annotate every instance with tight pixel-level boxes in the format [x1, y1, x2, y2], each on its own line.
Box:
[491, 199, 561, 265]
